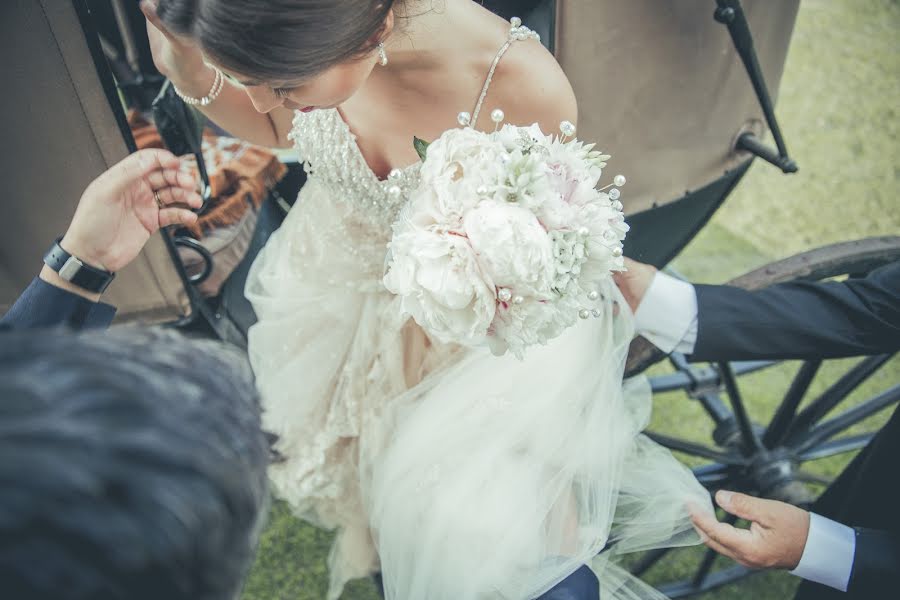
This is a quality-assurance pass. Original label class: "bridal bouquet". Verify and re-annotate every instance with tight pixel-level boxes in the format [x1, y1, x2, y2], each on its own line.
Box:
[383, 115, 628, 358]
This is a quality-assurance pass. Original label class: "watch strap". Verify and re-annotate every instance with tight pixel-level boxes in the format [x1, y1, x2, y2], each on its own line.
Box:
[43, 239, 115, 294]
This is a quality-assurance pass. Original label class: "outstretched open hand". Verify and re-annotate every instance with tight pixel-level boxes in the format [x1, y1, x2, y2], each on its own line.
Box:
[690, 490, 810, 570]
[61, 149, 201, 273]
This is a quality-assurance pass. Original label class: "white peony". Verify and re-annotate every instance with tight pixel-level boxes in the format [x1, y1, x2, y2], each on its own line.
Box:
[489, 294, 577, 359]
[420, 128, 505, 185]
[385, 120, 628, 359]
[464, 201, 555, 297]
[384, 227, 496, 346]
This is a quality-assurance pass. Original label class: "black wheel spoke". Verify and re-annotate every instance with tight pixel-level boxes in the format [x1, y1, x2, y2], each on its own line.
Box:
[693, 463, 732, 488]
[730, 360, 780, 376]
[794, 470, 834, 487]
[628, 546, 672, 577]
[692, 547, 720, 587]
[646, 432, 748, 465]
[641, 238, 900, 598]
[797, 432, 874, 461]
[719, 362, 764, 453]
[655, 358, 776, 398]
[786, 354, 894, 438]
[650, 370, 697, 394]
[690, 513, 737, 589]
[668, 354, 735, 425]
[658, 563, 758, 598]
[792, 384, 900, 452]
[694, 392, 736, 427]
[763, 360, 821, 448]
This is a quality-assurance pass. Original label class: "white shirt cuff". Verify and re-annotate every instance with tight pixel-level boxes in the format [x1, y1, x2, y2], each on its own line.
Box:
[633, 271, 698, 354]
[789, 512, 856, 591]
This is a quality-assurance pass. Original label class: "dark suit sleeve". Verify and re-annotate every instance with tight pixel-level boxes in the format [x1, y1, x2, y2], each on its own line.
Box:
[0, 277, 116, 330]
[847, 528, 900, 596]
[690, 261, 900, 362]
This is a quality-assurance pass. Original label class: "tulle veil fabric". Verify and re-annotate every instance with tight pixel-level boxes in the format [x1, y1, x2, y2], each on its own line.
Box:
[362, 277, 712, 600]
[247, 179, 713, 600]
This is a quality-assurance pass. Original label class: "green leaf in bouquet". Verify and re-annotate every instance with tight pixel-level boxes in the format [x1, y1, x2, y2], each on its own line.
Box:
[413, 137, 430, 161]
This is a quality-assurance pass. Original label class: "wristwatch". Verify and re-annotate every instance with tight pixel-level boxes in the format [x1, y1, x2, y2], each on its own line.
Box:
[43, 239, 115, 294]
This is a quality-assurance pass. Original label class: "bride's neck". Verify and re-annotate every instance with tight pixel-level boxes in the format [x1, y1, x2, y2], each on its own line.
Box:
[367, 0, 505, 92]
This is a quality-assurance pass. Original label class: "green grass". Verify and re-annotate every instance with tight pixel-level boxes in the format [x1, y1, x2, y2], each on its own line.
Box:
[242, 1, 899, 598]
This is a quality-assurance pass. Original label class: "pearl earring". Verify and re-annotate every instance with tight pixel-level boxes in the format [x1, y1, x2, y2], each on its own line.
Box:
[377, 42, 388, 66]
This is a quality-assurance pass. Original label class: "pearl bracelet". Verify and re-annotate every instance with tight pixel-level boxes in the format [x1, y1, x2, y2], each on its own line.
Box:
[172, 66, 224, 106]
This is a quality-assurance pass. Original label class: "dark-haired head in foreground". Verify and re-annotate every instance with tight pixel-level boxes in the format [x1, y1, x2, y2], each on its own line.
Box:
[0, 328, 270, 600]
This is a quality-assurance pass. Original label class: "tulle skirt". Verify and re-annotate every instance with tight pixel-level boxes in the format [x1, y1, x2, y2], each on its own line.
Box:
[246, 180, 713, 599]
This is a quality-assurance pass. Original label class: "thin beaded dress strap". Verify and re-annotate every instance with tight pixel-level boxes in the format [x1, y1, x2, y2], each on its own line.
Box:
[458, 17, 541, 128]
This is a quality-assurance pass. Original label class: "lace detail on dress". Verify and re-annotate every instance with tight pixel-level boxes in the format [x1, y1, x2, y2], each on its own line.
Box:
[288, 109, 421, 231]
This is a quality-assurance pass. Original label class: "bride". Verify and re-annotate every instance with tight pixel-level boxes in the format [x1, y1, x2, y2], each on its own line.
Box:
[143, 1, 712, 598]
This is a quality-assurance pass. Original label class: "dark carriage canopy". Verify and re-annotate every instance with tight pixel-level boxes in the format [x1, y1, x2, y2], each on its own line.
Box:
[556, 0, 800, 215]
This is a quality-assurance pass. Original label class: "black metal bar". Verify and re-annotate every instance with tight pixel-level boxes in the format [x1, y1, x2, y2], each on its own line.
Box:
[669, 354, 735, 425]
[646, 432, 748, 465]
[73, 0, 138, 154]
[719, 362, 764, 453]
[714, 0, 797, 173]
[793, 384, 900, 452]
[731, 361, 779, 376]
[110, 0, 140, 73]
[763, 360, 822, 448]
[787, 354, 894, 438]
[173, 237, 214, 284]
[659, 563, 757, 598]
[696, 393, 737, 428]
[649, 360, 776, 394]
[693, 463, 732, 488]
[736, 133, 798, 174]
[797, 433, 874, 461]
[650, 371, 702, 394]
[628, 547, 672, 577]
[692, 547, 721, 588]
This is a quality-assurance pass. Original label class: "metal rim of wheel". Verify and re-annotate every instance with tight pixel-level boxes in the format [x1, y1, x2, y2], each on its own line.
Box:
[624, 235, 900, 598]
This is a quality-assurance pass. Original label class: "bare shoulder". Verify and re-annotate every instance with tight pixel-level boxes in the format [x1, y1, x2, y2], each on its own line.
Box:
[475, 38, 577, 134]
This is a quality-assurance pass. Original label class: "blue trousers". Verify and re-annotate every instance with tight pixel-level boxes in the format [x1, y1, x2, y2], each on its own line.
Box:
[535, 565, 600, 600]
[373, 564, 599, 599]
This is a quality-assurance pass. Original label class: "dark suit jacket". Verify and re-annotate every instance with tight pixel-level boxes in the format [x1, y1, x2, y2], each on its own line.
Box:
[0, 277, 116, 330]
[690, 261, 899, 599]
[691, 261, 900, 362]
[795, 405, 900, 600]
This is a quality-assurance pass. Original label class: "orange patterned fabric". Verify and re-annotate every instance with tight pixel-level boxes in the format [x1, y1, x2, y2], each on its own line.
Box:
[129, 111, 287, 239]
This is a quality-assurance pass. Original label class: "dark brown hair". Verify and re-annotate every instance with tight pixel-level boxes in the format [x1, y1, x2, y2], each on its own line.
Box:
[157, 0, 400, 83]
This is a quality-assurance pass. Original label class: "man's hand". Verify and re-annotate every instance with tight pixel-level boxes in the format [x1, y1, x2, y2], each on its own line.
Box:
[690, 490, 810, 570]
[612, 258, 657, 314]
[60, 149, 201, 273]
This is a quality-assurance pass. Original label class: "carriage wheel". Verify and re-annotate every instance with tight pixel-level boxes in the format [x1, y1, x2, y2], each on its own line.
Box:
[623, 236, 900, 598]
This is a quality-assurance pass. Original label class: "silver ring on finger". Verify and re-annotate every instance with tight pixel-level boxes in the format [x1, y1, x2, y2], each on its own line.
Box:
[154, 190, 163, 208]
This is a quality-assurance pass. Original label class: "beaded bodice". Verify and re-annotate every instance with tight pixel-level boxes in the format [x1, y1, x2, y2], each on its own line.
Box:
[287, 109, 421, 232]
[285, 17, 541, 237]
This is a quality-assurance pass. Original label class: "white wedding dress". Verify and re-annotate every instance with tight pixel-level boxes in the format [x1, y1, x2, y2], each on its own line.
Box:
[246, 20, 712, 600]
